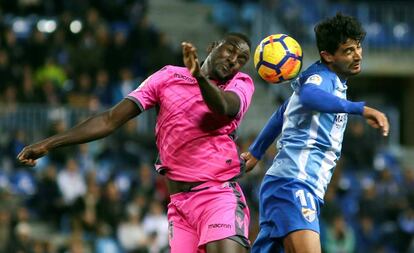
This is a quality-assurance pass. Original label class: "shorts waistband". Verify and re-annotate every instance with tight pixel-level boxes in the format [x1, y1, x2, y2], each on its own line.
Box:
[167, 180, 236, 195]
[167, 180, 208, 195]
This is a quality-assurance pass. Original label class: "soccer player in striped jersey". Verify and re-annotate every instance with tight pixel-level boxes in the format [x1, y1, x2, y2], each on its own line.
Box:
[18, 33, 254, 253]
[242, 13, 389, 253]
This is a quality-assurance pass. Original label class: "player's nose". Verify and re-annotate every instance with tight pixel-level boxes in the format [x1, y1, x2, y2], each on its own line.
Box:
[354, 50, 362, 61]
[228, 54, 237, 65]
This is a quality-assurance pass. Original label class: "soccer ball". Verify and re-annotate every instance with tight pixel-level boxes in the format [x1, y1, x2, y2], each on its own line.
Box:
[254, 34, 303, 84]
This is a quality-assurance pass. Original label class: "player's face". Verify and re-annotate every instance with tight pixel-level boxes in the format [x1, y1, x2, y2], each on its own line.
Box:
[205, 37, 250, 81]
[331, 38, 363, 78]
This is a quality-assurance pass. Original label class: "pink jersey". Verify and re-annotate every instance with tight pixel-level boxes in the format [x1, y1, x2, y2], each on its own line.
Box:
[127, 65, 254, 182]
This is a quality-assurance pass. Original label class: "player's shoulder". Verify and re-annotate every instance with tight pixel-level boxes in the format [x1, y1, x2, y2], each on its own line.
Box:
[157, 65, 185, 74]
[233, 71, 254, 84]
[299, 61, 336, 86]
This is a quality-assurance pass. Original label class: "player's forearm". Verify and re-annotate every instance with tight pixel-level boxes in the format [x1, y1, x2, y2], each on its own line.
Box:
[195, 75, 239, 116]
[300, 84, 365, 114]
[42, 112, 117, 150]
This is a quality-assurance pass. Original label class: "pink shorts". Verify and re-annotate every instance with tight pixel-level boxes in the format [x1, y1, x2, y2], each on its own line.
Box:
[167, 181, 250, 253]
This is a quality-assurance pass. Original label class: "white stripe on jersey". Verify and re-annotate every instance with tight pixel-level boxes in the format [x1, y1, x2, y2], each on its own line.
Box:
[315, 150, 336, 198]
[297, 113, 320, 180]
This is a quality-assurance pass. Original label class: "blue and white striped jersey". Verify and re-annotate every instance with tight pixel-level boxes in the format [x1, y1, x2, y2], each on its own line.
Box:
[266, 61, 348, 199]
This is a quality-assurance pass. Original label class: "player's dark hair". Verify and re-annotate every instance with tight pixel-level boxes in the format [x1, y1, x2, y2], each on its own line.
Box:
[207, 32, 252, 53]
[224, 32, 252, 49]
[314, 13, 366, 54]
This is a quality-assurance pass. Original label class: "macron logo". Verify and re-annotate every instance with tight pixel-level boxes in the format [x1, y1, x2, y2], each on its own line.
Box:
[208, 223, 232, 229]
[174, 73, 196, 83]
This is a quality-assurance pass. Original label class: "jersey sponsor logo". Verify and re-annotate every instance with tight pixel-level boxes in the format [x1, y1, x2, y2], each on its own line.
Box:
[173, 73, 197, 83]
[301, 207, 316, 222]
[208, 223, 232, 229]
[304, 74, 323, 86]
[334, 113, 347, 129]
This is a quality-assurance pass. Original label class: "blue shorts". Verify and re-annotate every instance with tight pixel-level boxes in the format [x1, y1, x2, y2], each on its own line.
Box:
[252, 175, 323, 253]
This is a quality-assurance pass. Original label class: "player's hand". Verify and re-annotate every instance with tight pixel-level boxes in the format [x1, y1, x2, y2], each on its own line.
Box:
[363, 106, 389, 137]
[240, 152, 259, 173]
[17, 142, 49, 167]
[182, 42, 201, 77]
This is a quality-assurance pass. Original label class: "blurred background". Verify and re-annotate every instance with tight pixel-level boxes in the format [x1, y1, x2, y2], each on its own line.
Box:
[0, 0, 413, 252]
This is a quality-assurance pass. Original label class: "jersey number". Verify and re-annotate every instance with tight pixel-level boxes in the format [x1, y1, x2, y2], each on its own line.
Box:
[295, 189, 316, 210]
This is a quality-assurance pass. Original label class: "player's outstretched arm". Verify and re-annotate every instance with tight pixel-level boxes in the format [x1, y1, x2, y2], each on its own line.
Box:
[362, 106, 389, 136]
[17, 99, 141, 166]
[181, 42, 240, 117]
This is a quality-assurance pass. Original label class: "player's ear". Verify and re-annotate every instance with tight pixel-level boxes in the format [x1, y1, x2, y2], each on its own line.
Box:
[320, 51, 334, 63]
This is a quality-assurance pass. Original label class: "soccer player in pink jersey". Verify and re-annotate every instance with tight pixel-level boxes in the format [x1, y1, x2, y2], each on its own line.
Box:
[17, 33, 254, 253]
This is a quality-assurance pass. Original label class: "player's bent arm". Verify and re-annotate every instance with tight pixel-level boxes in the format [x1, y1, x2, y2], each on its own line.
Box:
[248, 99, 287, 160]
[299, 84, 365, 114]
[300, 85, 389, 136]
[196, 74, 240, 117]
[17, 99, 141, 164]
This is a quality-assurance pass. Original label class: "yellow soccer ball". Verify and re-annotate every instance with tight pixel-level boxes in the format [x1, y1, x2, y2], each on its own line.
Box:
[254, 34, 303, 84]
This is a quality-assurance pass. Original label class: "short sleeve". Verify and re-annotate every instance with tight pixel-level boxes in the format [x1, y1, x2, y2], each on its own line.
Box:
[224, 73, 255, 119]
[126, 66, 171, 111]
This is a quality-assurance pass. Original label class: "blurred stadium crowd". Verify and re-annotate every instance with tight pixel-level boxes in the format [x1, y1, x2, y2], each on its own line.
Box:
[0, 0, 414, 253]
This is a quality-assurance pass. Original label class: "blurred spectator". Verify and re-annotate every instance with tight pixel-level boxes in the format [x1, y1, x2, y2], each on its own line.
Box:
[396, 205, 414, 253]
[35, 57, 67, 90]
[93, 69, 113, 107]
[67, 72, 93, 108]
[354, 214, 382, 253]
[142, 200, 168, 253]
[75, 144, 97, 174]
[95, 223, 122, 253]
[358, 178, 384, 222]
[7, 222, 34, 253]
[97, 181, 123, 235]
[324, 213, 356, 253]
[71, 179, 100, 236]
[117, 207, 149, 253]
[70, 31, 105, 74]
[18, 65, 39, 103]
[376, 168, 405, 221]
[106, 31, 134, 78]
[111, 67, 136, 104]
[32, 164, 64, 227]
[63, 235, 87, 253]
[0, 209, 11, 252]
[0, 50, 15, 88]
[131, 163, 156, 200]
[57, 158, 87, 206]
[25, 30, 48, 68]
[342, 118, 375, 171]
